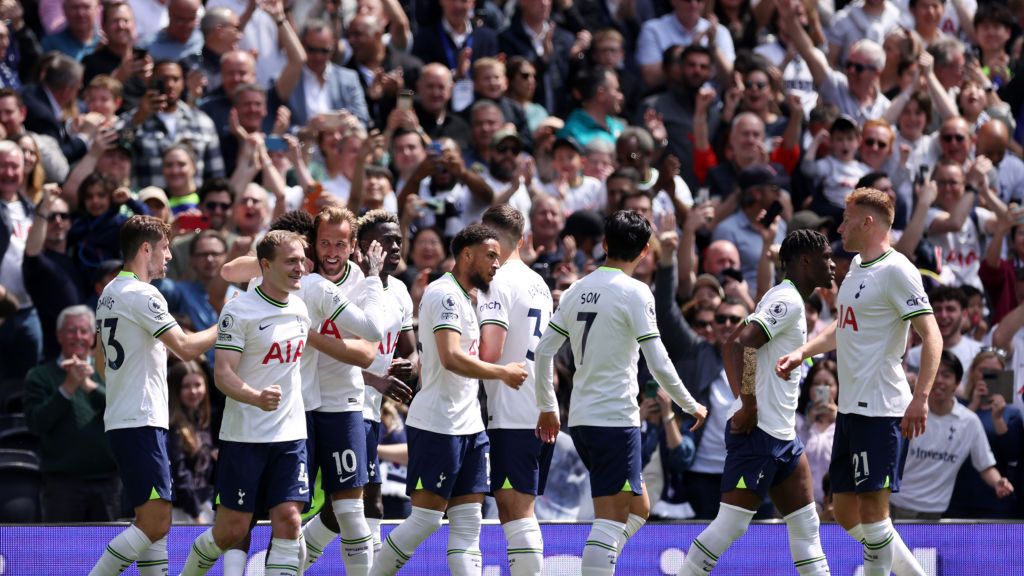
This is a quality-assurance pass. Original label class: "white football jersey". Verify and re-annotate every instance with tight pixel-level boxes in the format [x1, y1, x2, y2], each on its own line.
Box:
[363, 277, 414, 422]
[96, 271, 179, 431]
[548, 266, 660, 428]
[835, 249, 932, 417]
[890, 402, 995, 513]
[215, 286, 310, 443]
[316, 261, 380, 412]
[728, 279, 807, 441]
[478, 260, 553, 429]
[406, 272, 484, 435]
[293, 273, 352, 412]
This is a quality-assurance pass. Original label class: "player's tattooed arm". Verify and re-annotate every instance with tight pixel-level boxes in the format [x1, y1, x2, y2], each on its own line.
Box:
[741, 347, 757, 396]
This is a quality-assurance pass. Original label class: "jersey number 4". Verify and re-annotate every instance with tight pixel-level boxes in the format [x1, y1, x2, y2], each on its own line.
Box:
[100, 318, 125, 370]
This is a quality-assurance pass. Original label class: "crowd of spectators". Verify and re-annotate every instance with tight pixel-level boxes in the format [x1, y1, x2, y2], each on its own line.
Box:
[2, 0, 1024, 523]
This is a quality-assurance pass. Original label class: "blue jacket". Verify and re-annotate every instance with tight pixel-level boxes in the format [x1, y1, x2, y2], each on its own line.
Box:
[274, 64, 370, 128]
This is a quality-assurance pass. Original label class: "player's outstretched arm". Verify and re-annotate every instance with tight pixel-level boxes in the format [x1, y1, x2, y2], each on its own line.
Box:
[160, 324, 218, 362]
[334, 290, 385, 342]
[219, 255, 260, 283]
[435, 329, 526, 386]
[308, 331, 376, 368]
[639, 337, 707, 431]
[776, 319, 837, 379]
[533, 324, 565, 443]
[903, 313, 941, 438]
[214, 348, 281, 411]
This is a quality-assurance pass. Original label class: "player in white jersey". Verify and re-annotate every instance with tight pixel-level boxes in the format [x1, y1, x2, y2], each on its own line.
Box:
[681, 230, 834, 576]
[476, 205, 553, 576]
[370, 225, 529, 576]
[778, 188, 942, 576]
[359, 211, 418, 558]
[219, 209, 383, 575]
[89, 216, 217, 576]
[180, 231, 313, 576]
[533, 210, 707, 576]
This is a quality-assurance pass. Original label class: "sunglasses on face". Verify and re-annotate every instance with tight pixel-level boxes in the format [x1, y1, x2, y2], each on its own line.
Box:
[941, 133, 967, 143]
[204, 201, 231, 211]
[715, 314, 743, 325]
[845, 61, 877, 74]
[744, 81, 768, 90]
[47, 212, 70, 223]
[863, 138, 888, 149]
[495, 144, 521, 155]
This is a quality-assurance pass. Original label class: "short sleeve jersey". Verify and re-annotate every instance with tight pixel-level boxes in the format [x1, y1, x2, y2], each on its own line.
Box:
[478, 260, 553, 430]
[406, 272, 483, 435]
[732, 280, 807, 441]
[96, 271, 179, 431]
[890, 403, 995, 513]
[547, 267, 660, 428]
[215, 286, 310, 443]
[363, 277, 414, 423]
[294, 273, 353, 412]
[835, 249, 932, 417]
[316, 261, 370, 412]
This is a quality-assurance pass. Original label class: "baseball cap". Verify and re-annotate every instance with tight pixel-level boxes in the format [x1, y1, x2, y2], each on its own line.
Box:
[552, 136, 583, 155]
[491, 127, 522, 148]
[830, 115, 859, 133]
[789, 210, 833, 231]
[138, 186, 169, 207]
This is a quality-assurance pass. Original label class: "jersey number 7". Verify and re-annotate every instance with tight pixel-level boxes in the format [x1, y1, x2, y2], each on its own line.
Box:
[576, 312, 597, 360]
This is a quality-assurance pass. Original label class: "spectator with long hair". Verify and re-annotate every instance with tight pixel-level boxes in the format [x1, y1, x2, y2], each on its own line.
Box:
[167, 360, 217, 524]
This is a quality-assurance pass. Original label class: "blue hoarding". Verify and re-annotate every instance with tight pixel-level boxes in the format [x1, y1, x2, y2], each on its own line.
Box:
[0, 522, 1019, 574]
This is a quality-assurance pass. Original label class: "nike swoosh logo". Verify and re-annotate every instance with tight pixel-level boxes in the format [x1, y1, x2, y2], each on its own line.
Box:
[298, 487, 309, 494]
[855, 478, 867, 486]
[259, 322, 272, 330]
[339, 473, 356, 483]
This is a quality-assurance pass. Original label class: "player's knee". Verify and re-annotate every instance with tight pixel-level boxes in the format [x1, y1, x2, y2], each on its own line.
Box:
[214, 522, 251, 550]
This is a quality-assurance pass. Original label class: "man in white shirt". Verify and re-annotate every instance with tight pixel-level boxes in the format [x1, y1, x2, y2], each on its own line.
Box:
[533, 210, 707, 576]
[905, 286, 984, 394]
[370, 225, 528, 576]
[89, 216, 217, 576]
[890, 352, 1013, 518]
[682, 230, 834, 575]
[477, 205, 553, 576]
[778, 188, 941, 576]
[180, 231, 313, 575]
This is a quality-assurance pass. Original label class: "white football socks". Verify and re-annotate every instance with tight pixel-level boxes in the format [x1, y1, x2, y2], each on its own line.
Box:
[369, 506, 443, 576]
[335, 498, 374, 576]
[861, 519, 896, 576]
[503, 517, 544, 576]
[302, 514, 338, 569]
[783, 503, 829, 575]
[137, 536, 168, 576]
[221, 548, 247, 576]
[264, 537, 301, 576]
[581, 519, 625, 576]
[680, 502, 754, 575]
[366, 517, 384, 555]
[180, 528, 224, 576]
[618, 513, 646, 553]
[447, 503, 484, 576]
[89, 524, 153, 576]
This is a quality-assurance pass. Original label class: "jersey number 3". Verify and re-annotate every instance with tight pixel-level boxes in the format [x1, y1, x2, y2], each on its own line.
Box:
[101, 318, 125, 370]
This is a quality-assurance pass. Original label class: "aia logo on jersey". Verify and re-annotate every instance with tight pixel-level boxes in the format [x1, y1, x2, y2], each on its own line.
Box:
[468, 340, 478, 357]
[378, 331, 399, 356]
[321, 319, 343, 339]
[262, 338, 305, 364]
[838, 304, 858, 331]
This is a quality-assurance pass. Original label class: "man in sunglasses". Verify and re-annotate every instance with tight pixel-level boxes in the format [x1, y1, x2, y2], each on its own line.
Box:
[779, 0, 889, 125]
[169, 178, 237, 280]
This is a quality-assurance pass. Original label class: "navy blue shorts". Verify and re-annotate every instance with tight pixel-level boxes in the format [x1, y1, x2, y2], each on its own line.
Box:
[406, 427, 490, 499]
[216, 439, 309, 513]
[107, 426, 173, 509]
[365, 419, 381, 485]
[721, 421, 805, 500]
[312, 411, 369, 493]
[830, 413, 908, 494]
[489, 428, 555, 496]
[570, 426, 643, 498]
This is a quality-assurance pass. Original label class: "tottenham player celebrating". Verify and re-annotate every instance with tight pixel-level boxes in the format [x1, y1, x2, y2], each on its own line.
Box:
[299, 206, 387, 576]
[533, 211, 707, 576]
[359, 210, 418, 559]
[181, 231, 313, 576]
[778, 189, 941, 576]
[477, 205, 554, 576]
[681, 230, 834, 576]
[90, 216, 217, 576]
[370, 225, 528, 576]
